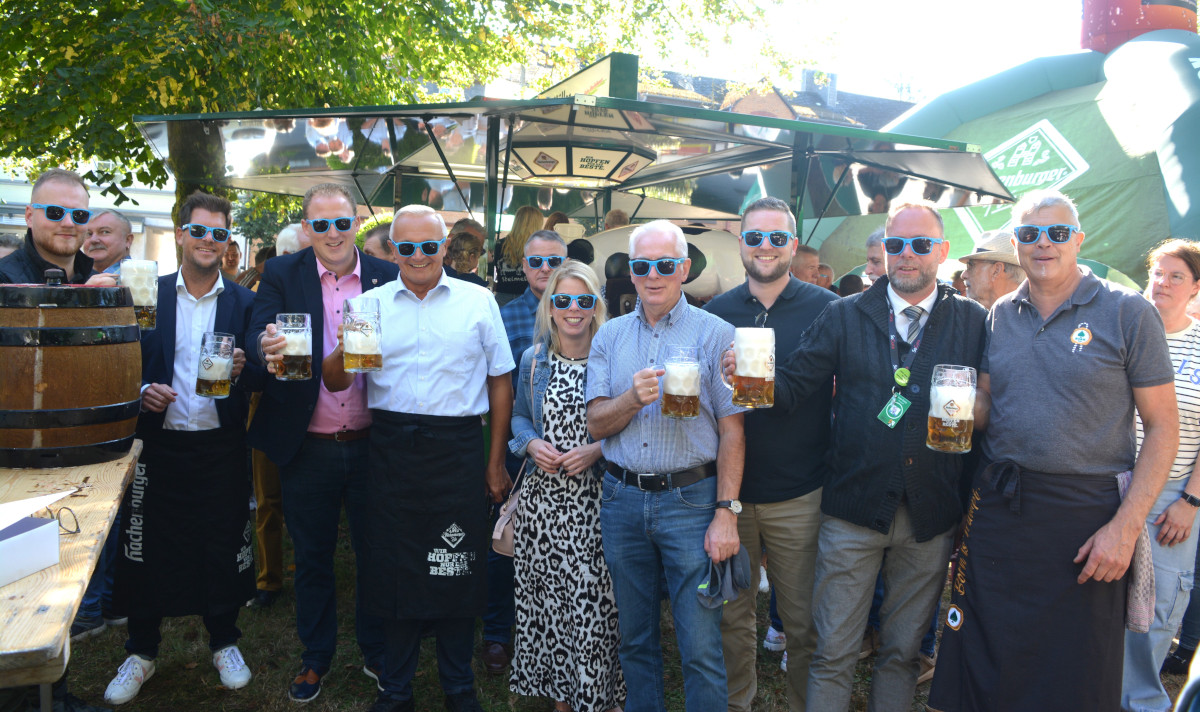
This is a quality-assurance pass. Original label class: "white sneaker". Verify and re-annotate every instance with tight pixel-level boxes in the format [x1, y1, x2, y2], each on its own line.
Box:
[763, 626, 787, 652]
[758, 566, 770, 594]
[104, 654, 155, 705]
[781, 651, 788, 672]
[212, 645, 252, 689]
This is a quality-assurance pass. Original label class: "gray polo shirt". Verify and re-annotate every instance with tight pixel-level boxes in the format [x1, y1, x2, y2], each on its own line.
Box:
[981, 267, 1172, 476]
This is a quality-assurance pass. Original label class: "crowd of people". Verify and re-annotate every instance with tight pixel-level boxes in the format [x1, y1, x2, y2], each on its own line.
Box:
[3, 167, 1200, 712]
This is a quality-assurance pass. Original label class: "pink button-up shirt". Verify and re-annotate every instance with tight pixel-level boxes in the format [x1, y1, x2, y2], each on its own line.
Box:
[308, 254, 371, 433]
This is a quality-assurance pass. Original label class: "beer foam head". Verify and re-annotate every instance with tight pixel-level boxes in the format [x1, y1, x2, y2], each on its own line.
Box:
[281, 331, 312, 355]
[929, 385, 975, 420]
[129, 286, 157, 305]
[199, 355, 232, 379]
[734, 328, 775, 379]
[344, 328, 381, 354]
[664, 361, 701, 396]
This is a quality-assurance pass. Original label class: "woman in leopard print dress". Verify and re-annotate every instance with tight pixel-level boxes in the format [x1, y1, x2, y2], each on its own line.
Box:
[508, 261, 624, 712]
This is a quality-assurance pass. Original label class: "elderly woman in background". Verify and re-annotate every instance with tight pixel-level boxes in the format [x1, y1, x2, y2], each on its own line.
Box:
[508, 260, 624, 712]
[1123, 239, 1200, 712]
[493, 205, 544, 305]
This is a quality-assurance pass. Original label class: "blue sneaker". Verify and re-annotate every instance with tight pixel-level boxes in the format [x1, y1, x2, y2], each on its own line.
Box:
[288, 665, 322, 703]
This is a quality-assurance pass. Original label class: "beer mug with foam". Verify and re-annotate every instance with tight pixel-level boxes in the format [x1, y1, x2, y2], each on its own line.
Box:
[276, 313, 313, 381]
[343, 297, 383, 373]
[196, 332, 234, 399]
[927, 364, 976, 453]
[662, 346, 701, 420]
[726, 327, 774, 408]
[120, 260, 158, 330]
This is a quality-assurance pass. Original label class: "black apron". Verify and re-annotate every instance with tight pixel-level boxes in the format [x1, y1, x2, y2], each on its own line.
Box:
[363, 409, 489, 620]
[111, 427, 254, 618]
[928, 460, 1126, 712]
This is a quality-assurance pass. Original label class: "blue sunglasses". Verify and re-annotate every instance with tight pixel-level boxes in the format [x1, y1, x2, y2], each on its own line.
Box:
[304, 217, 355, 233]
[883, 236, 944, 256]
[629, 257, 686, 277]
[182, 223, 232, 242]
[550, 293, 598, 310]
[1014, 224, 1079, 244]
[32, 203, 92, 225]
[389, 238, 445, 257]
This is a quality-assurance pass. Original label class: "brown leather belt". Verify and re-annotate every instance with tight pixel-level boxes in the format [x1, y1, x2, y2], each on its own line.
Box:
[306, 428, 370, 442]
[606, 461, 717, 492]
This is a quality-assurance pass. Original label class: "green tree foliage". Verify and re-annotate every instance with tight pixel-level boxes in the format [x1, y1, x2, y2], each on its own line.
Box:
[0, 0, 767, 206]
[233, 192, 302, 248]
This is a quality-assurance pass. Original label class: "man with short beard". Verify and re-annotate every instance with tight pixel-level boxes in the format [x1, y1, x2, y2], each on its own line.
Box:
[1, 168, 96, 284]
[706, 197, 837, 711]
[727, 200, 987, 710]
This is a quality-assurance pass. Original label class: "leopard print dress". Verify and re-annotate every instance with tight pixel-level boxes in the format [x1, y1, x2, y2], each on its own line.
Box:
[510, 353, 625, 711]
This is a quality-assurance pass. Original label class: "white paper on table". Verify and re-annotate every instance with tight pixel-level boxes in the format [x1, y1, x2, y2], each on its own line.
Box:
[0, 489, 77, 532]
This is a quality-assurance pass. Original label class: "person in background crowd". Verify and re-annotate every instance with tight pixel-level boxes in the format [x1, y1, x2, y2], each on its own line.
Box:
[816, 262, 835, 290]
[236, 243, 278, 289]
[0, 168, 101, 285]
[603, 209, 630, 232]
[249, 184, 396, 703]
[358, 215, 395, 263]
[105, 191, 264, 705]
[837, 274, 864, 297]
[587, 220, 744, 712]
[222, 239, 242, 281]
[789, 243, 820, 284]
[863, 227, 886, 286]
[543, 211, 570, 232]
[706, 197, 838, 711]
[446, 219, 487, 287]
[959, 230, 1026, 310]
[0, 233, 20, 259]
[483, 229, 570, 675]
[929, 190, 1178, 712]
[324, 205, 514, 712]
[493, 206, 544, 306]
[1121, 239, 1200, 711]
[508, 260, 624, 712]
[82, 209, 133, 274]
[951, 270, 966, 295]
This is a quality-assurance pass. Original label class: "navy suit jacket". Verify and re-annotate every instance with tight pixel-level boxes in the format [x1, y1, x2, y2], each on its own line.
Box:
[246, 248, 399, 467]
[137, 272, 267, 436]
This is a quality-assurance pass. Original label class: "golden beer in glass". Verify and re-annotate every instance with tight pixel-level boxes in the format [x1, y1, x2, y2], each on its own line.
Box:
[196, 332, 234, 399]
[926, 364, 976, 454]
[662, 347, 701, 420]
[120, 260, 158, 330]
[343, 297, 383, 373]
[276, 313, 313, 381]
[731, 327, 774, 408]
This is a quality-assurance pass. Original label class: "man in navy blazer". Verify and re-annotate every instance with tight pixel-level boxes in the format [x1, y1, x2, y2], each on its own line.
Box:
[106, 191, 267, 706]
[246, 183, 399, 703]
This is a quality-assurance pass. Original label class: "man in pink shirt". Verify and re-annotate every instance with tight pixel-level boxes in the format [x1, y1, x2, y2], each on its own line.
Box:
[247, 183, 400, 703]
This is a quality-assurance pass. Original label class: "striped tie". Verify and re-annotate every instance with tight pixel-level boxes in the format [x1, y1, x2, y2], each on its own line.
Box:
[902, 306, 925, 343]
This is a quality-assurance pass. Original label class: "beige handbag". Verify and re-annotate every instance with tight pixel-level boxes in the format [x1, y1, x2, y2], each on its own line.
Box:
[492, 346, 538, 557]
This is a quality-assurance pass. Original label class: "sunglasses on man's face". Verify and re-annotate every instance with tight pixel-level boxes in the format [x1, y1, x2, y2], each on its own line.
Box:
[740, 230, 794, 248]
[182, 223, 232, 242]
[32, 203, 91, 225]
[1013, 224, 1079, 245]
[526, 255, 564, 270]
[390, 238, 445, 257]
[629, 257, 686, 277]
[551, 293, 598, 310]
[305, 217, 355, 233]
[883, 236, 944, 256]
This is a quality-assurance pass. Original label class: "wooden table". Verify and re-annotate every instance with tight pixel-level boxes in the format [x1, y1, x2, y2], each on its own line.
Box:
[0, 442, 141, 701]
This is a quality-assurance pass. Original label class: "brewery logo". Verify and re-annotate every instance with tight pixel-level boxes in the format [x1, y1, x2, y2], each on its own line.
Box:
[202, 357, 214, 371]
[441, 522, 466, 549]
[533, 151, 559, 172]
[947, 604, 963, 631]
[943, 400, 961, 418]
[886, 402, 904, 419]
[579, 155, 612, 172]
[1071, 324, 1093, 353]
[243, 521, 252, 542]
[618, 159, 640, 179]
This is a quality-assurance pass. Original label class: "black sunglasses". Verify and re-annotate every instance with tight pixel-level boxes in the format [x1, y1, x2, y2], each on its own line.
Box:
[740, 230, 794, 248]
[1013, 224, 1079, 244]
[551, 293, 598, 310]
[526, 255, 564, 269]
[183, 223, 232, 242]
[305, 217, 355, 233]
[389, 238, 445, 257]
[32, 203, 91, 225]
[883, 236, 944, 256]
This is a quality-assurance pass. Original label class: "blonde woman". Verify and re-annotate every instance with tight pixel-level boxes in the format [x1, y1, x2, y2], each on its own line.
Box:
[493, 205, 544, 305]
[508, 260, 624, 712]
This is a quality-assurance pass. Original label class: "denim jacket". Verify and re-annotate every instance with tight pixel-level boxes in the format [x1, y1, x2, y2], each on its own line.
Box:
[507, 343, 597, 458]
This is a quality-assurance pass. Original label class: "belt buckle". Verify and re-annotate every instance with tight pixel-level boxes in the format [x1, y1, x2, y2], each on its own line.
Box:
[636, 473, 661, 491]
[333, 430, 351, 442]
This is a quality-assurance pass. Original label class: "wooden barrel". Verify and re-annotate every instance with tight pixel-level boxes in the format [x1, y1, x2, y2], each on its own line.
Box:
[0, 285, 141, 468]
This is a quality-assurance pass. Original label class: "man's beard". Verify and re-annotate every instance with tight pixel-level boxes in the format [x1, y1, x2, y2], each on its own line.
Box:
[743, 253, 791, 284]
[888, 264, 937, 295]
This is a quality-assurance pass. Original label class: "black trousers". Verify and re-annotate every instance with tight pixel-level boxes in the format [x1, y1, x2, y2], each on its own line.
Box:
[125, 610, 241, 659]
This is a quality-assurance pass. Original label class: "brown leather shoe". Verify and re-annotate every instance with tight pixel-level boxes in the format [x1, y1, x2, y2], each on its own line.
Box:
[481, 642, 510, 675]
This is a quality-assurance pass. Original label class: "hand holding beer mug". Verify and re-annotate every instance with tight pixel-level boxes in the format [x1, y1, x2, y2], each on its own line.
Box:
[927, 364, 976, 453]
[196, 332, 234, 398]
[342, 297, 382, 372]
[276, 313, 313, 381]
[662, 346, 701, 420]
[120, 259, 158, 330]
[723, 327, 774, 408]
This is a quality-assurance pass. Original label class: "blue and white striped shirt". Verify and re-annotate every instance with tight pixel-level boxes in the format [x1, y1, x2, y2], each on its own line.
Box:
[586, 294, 742, 472]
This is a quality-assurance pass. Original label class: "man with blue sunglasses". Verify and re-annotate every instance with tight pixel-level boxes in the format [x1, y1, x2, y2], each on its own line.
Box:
[1, 168, 101, 285]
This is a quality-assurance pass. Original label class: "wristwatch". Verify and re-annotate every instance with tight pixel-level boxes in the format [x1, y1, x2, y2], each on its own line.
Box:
[716, 499, 743, 515]
[1181, 493, 1200, 508]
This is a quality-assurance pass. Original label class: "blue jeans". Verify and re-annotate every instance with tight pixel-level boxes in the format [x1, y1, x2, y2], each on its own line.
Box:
[868, 571, 940, 657]
[1181, 538, 1200, 651]
[378, 617, 476, 701]
[1122, 478, 1200, 712]
[80, 510, 121, 618]
[769, 587, 783, 632]
[279, 436, 385, 674]
[600, 472, 726, 712]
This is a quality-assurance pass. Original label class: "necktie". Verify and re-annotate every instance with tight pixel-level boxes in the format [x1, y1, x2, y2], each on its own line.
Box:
[902, 306, 925, 343]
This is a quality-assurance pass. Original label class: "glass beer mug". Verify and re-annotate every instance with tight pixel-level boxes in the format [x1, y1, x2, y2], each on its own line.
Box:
[722, 327, 775, 408]
[196, 332, 234, 399]
[926, 364, 976, 453]
[276, 313, 313, 381]
[120, 259, 158, 330]
[343, 297, 383, 372]
[662, 346, 701, 420]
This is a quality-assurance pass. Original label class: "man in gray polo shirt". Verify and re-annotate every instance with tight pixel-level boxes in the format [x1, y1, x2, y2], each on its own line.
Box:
[587, 219, 745, 712]
[929, 189, 1178, 712]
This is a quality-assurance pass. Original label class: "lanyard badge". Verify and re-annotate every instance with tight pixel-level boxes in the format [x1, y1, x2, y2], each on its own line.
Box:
[877, 392, 912, 428]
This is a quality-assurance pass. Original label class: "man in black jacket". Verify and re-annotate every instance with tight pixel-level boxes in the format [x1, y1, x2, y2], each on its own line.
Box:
[728, 200, 986, 710]
[0, 168, 98, 285]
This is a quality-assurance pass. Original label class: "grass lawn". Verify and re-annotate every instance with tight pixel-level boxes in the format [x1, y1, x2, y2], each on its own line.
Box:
[66, 518, 1189, 711]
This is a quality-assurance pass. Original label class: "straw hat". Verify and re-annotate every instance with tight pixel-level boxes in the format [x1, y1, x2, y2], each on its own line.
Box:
[959, 230, 1021, 267]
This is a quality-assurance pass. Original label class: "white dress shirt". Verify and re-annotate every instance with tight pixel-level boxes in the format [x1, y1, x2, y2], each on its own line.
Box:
[887, 282, 938, 343]
[362, 271, 514, 416]
[164, 272, 223, 431]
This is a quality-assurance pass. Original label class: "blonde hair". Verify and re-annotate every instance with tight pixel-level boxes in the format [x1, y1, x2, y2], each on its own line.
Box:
[501, 206, 545, 265]
[533, 259, 607, 355]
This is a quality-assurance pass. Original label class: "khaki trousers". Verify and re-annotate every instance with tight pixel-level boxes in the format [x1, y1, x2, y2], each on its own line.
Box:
[720, 488, 823, 712]
[252, 447, 284, 592]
